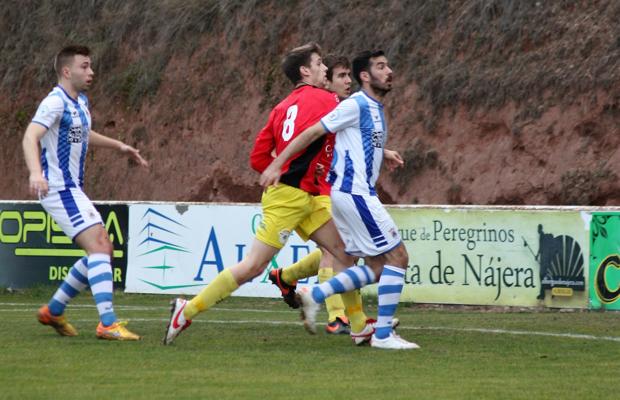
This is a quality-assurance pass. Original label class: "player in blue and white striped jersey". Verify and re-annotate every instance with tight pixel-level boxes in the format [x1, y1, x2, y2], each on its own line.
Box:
[31, 85, 91, 190]
[261, 50, 418, 350]
[323, 89, 387, 195]
[22, 45, 148, 341]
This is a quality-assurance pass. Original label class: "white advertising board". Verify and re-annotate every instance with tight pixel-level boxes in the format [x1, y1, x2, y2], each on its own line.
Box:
[125, 203, 319, 296]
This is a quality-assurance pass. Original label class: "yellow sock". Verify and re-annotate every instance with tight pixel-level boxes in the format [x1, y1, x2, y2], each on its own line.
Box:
[184, 269, 239, 320]
[340, 289, 368, 333]
[281, 249, 322, 283]
[319, 267, 347, 323]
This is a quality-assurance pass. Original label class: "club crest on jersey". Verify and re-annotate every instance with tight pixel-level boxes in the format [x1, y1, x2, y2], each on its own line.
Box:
[371, 130, 385, 148]
[68, 126, 83, 143]
[278, 229, 291, 245]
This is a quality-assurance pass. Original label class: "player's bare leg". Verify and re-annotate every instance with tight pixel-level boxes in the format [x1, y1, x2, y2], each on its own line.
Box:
[164, 239, 279, 344]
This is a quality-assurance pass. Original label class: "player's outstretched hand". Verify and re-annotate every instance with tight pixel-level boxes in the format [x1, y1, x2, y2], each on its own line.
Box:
[260, 163, 281, 190]
[120, 144, 149, 168]
[29, 172, 48, 198]
[384, 148, 404, 171]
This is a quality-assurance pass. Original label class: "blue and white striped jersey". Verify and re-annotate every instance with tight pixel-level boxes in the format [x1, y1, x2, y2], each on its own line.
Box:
[320, 90, 387, 196]
[31, 85, 91, 190]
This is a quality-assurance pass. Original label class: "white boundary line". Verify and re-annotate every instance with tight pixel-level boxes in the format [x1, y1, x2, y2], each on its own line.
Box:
[0, 303, 293, 313]
[3, 303, 619, 343]
[72, 318, 620, 343]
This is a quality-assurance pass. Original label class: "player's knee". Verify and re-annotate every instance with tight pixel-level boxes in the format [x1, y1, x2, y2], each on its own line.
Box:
[399, 249, 409, 267]
[95, 234, 114, 256]
[390, 244, 409, 268]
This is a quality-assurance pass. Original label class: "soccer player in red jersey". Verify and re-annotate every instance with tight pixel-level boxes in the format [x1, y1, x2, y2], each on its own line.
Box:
[266, 55, 355, 334]
[164, 43, 358, 344]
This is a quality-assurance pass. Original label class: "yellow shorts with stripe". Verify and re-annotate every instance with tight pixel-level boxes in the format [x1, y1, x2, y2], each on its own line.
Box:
[256, 184, 332, 249]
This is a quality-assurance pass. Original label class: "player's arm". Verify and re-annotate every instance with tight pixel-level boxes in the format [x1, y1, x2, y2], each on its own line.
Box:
[259, 121, 327, 188]
[22, 122, 49, 197]
[383, 148, 404, 171]
[89, 130, 149, 168]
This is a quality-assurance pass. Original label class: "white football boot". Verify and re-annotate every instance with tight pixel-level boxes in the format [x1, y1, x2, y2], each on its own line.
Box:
[163, 298, 192, 345]
[350, 318, 401, 346]
[371, 332, 420, 350]
[297, 287, 320, 334]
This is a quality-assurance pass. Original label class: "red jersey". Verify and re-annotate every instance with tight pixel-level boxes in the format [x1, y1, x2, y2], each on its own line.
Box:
[250, 85, 338, 195]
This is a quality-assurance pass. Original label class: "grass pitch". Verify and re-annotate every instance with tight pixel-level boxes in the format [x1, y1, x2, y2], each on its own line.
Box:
[0, 287, 618, 400]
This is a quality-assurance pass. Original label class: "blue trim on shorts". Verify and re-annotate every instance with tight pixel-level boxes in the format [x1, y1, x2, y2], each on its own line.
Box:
[71, 221, 102, 241]
[371, 240, 403, 258]
[351, 194, 387, 247]
[59, 189, 81, 219]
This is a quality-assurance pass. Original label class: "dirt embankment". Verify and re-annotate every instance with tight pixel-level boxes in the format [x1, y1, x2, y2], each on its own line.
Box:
[1, 1, 618, 205]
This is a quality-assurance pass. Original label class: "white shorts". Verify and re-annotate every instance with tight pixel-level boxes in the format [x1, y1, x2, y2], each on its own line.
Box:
[330, 191, 402, 257]
[40, 187, 103, 240]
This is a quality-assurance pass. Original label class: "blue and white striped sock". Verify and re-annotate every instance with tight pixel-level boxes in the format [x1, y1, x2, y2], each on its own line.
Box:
[311, 265, 376, 303]
[87, 253, 117, 327]
[48, 256, 89, 316]
[375, 265, 405, 339]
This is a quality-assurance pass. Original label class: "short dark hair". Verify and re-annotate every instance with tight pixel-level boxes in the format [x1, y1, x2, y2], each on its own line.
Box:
[323, 55, 350, 82]
[352, 50, 385, 85]
[281, 42, 322, 84]
[54, 45, 91, 76]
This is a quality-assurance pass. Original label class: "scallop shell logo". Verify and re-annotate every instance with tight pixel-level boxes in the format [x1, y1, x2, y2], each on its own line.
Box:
[531, 224, 585, 300]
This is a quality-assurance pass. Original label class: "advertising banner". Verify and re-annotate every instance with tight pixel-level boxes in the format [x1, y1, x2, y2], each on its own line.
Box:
[0, 202, 128, 289]
[125, 204, 319, 296]
[589, 213, 620, 310]
[388, 208, 590, 308]
[127, 203, 591, 308]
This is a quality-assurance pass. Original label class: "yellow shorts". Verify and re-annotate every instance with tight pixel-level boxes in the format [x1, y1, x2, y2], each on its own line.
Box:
[256, 184, 332, 249]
